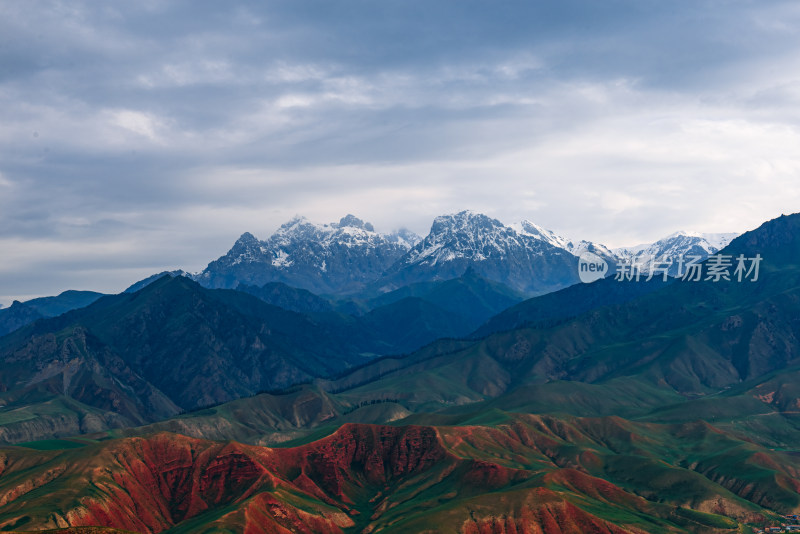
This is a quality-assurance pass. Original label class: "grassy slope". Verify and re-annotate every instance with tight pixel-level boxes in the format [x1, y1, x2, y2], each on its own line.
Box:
[0, 414, 794, 533]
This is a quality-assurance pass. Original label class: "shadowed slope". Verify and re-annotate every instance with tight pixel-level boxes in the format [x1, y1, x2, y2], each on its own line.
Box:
[0, 276, 393, 444]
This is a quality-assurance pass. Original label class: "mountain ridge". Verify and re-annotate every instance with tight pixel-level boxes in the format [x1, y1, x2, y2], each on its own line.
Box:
[189, 211, 739, 298]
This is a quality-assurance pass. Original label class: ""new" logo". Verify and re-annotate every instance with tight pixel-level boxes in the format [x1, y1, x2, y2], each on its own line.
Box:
[578, 251, 608, 284]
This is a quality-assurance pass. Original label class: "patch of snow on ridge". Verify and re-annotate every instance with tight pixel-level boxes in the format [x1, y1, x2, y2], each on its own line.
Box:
[511, 220, 572, 251]
[272, 250, 293, 267]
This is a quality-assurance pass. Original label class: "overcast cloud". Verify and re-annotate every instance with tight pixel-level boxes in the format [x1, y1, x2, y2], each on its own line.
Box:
[2, 0, 800, 304]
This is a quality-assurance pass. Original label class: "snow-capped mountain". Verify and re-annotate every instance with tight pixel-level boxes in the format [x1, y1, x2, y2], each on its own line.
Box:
[613, 231, 739, 273]
[510, 220, 572, 250]
[511, 220, 617, 261]
[508, 221, 739, 276]
[195, 215, 420, 294]
[189, 212, 739, 298]
[377, 211, 580, 295]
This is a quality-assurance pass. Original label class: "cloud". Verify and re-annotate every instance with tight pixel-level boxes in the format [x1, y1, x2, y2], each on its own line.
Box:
[1, 0, 800, 304]
[107, 109, 167, 141]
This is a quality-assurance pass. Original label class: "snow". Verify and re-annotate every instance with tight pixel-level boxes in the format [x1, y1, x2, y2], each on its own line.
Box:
[272, 250, 293, 267]
[697, 232, 738, 251]
[511, 220, 573, 251]
[511, 220, 616, 259]
[218, 214, 418, 275]
[213, 212, 738, 280]
[415, 242, 444, 261]
[613, 230, 740, 259]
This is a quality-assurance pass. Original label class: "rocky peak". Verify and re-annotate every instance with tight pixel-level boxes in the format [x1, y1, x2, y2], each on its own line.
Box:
[228, 232, 266, 260]
[380, 211, 581, 295]
[270, 216, 328, 248]
[235, 232, 259, 245]
[721, 212, 799, 266]
[197, 214, 420, 293]
[334, 214, 374, 232]
[614, 230, 741, 263]
[388, 228, 422, 247]
[402, 211, 532, 270]
[429, 211, 502, 236]
[512, 220, 572, 250]
[279, 215, 309, 230]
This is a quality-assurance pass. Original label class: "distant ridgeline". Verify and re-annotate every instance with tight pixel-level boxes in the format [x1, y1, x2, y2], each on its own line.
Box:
[189, 211, 733, 296]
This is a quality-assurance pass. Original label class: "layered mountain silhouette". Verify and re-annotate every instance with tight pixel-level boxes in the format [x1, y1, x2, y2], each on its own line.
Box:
[0, 268, 530, 443]
[3, 212, 798, 534]
[0, 276, 380, 442]
[111, 212, 800, 453]
[0, 213, 791, 445]
[306, 213, 799, 407]
[0, 211, 733, 341]
[0, 290, 103, 337]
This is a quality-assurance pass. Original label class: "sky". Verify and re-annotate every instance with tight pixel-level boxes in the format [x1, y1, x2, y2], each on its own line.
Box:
[2, 0, 800, 305]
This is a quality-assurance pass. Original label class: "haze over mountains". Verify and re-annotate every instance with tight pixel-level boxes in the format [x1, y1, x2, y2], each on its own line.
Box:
[7, 210, 799, 534]
[0, 269, 529, 444]
[0, 210, 746, 445]
[0, 210, 735, 341]
[0, 209, 750, 442]
[0, 291, 104, 337]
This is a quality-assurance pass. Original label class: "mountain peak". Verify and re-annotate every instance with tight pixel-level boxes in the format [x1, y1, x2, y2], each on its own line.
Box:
[388, 228, 422, 247]
[125, 270, 188, 293]
[236, 232, 259, 245]
[437, 209, 486, 221]
[414, 212, 535, 263]
[334, 214, 374, 232]
[723, 212, 800, 264]
[512, 220, 572, 250]
[616, 229, 740, 258]
[665, 229, 702, 239]
[199, 214, 417, 293]
[430, 211, 502, 235]
[279, 215, 311, 230]
[384, 211, 580, 294]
